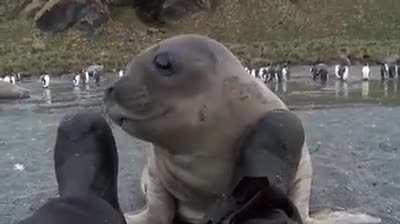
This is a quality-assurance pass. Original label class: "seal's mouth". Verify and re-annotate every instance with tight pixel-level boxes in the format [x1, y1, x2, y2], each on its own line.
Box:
[106, 103, 173, 127]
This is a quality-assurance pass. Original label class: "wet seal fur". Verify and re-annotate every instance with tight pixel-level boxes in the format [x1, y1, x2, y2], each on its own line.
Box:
[105, 34, 381, 224]
[18, 112, 126, 224]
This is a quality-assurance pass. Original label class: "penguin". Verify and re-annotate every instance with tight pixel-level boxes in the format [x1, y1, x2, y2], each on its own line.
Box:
[10, 75, 16, 84]
[282, 64, 290, 81]
[118, 70, 124, 78]
[40, 73, 50, 88]
[255, 68, 261, 79]
[310, 64, 319, 81]
[380, 64, 387, 80]
[388, 64, 396, 79]
[265, 66, 277, 83]
[16, 73, 22, 81]
[311, 63, 328, 83]
[266, 65, 273, 82]
[17, 112, 126, 224]
[257, 67, 265, 81]
[84, 71, 90, 84]
[334, 65, 340, 79]
[397, 63, 400, 79]
[3, 75, 11, 83]
[335, 64, 349, 81]
[259, 66, 272, 82]
[362, 63, 370, 81]
[342, 65, 349, 81]
[73, 73, 81, 87]
[250, 69, 257, 78]
[94, 71, 101, 86]
[274, 65, 283, 83]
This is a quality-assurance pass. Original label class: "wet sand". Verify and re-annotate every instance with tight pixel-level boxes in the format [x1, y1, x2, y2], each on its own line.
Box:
[0, 72, 399, 223]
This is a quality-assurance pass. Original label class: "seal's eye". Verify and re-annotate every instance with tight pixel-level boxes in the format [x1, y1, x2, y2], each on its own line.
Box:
[153, 52, 175, 76]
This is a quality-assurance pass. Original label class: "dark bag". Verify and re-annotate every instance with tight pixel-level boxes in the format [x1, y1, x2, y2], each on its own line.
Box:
[206, 177, 303, 224]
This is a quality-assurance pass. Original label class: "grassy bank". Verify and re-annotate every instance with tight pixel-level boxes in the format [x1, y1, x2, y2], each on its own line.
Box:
[1, 2, 400, 75]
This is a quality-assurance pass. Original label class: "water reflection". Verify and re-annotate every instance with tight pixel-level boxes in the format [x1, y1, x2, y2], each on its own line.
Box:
[72, 86, 84, 103]
[362, 81, 369, 99]
[271, 79, 400, 107]
[335, 81, 349, 99]
[383, 81, 388, 98]
[3, 77, 400, 114]
[42, 89, 52, 105]
[381, 80, 399, 98]
[387, 80, 398, 94]
[273, 81, 288, 93]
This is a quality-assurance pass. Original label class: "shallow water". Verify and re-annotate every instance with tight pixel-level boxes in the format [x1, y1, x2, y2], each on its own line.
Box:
[0, 73, 399, 223]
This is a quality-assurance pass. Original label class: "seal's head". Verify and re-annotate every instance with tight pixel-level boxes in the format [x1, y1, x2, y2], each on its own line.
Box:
[105, 34, 285, 155]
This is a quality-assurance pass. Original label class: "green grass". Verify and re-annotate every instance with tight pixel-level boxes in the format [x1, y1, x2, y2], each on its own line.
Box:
[2, 2, 400, 75]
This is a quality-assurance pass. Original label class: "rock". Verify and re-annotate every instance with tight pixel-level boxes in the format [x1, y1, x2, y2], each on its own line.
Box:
[34, 0, 111, 33]
[133, 0, 215, 25]
[21, 0, 47, 18]
[86, 64, 104, 73]
[382, 55, 400, 64]
[0, 82, 30, 100]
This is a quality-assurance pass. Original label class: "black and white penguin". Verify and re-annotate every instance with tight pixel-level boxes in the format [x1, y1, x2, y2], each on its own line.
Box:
[397, 63, 400, 79]
[3, 75, 11, 83]
[335, 64, 349, 81]
[311, 63, 329, 83]
[94, 71, 101, 85]
[16, 73, 22, 81]
[73, 73, 81, 87]
[380, 64, 387, 80]
[380, 56, 399, 80]
[118, 70, 124, 78]
[388, 64, 396, 79]
[10, 74, 16, 84]
[310, 64, 319, 81]
[40, 73, 50, 88]
[281, 63, 290, 81]
[250, 69, 257, 78]
[84, 70, 90, 84]
[274, 65, 284, 83]
[258, 65, 272, 83]
[362, 63, 370, 81]
[17, 112, 126, 224]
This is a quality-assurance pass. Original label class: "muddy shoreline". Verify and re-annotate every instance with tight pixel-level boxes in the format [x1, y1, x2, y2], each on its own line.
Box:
[0, 77, 399, 224]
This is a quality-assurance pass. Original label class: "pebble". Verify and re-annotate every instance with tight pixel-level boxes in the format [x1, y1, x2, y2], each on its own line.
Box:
[13, 163, 25, 171]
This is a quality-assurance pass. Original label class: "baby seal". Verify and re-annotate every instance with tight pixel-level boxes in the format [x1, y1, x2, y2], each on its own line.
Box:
[105, 34, 380, 224]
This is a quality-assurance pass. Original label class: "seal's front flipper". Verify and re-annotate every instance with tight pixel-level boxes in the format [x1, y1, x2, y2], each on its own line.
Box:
[237, 110, 305, 193]
[18, 112, 126, 224]
[235, 110, 381, 224]
[205, 110, 305, 224]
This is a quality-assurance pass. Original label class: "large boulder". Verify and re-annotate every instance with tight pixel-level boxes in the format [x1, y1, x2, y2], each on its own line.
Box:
[0, 82, 30, 100]
[22, 0, 216, 32]
[86, 64, 104, 73]
[133, 0, 216, 25]
[34, 0, 111, 33]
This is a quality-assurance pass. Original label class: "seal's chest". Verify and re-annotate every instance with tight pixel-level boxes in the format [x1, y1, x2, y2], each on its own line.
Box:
[157, 154, 236, 200]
